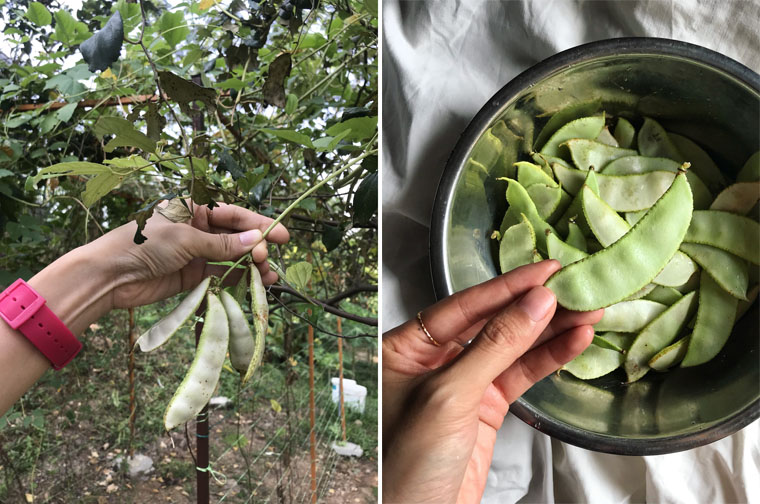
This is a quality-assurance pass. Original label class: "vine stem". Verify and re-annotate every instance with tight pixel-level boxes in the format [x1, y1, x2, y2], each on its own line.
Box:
[218, 147, 377, 284]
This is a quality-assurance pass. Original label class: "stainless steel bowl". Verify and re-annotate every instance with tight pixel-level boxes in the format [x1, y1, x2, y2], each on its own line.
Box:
[430, 38, 759, 455]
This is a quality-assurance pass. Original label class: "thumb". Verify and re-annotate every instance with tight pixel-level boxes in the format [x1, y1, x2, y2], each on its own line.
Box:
[185, 228, 264, 262]
[446, 286, 557, 394]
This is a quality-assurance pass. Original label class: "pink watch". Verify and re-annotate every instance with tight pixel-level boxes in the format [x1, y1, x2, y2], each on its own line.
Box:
[0, 279, 82, 370]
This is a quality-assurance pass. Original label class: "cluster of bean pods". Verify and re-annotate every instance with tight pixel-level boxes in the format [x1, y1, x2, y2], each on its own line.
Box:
[135, 265, 268, 430]
[495, 112, 759, 383]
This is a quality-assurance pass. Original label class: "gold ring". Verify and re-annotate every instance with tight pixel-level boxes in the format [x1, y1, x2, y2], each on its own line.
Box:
[417, 311, 441, 347]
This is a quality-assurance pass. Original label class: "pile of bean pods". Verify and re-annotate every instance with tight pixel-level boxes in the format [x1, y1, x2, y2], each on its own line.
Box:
[495, 112, 759, 383]
[135, 265, 268, 430]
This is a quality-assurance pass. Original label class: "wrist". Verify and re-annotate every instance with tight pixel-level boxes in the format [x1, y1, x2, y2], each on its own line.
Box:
[28, 244, 114, 337]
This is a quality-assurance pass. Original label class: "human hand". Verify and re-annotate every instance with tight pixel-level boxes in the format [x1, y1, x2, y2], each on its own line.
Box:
[382, 261, 603, 504]
[98, 202, 290, 310]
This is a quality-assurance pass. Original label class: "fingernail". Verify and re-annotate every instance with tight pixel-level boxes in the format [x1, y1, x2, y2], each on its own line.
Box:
[239, 229, 262, 247]
[517, 287, 555, 321]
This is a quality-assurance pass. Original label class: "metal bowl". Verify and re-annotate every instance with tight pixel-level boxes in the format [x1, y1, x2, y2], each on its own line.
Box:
[430, 38, 759, 455]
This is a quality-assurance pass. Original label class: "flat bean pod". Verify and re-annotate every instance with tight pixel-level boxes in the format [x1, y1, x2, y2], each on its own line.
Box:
[594, 300, 668, 332]
[517, 161, 558, 188]
[624, 291, 697, 382]
[566, 221, 587, 251]
[546, 232, 587, 267]
[736, 151, 759, 182]
[562, 343, 625, 380]
[526, 184, 564, 221]
[533, 99, 603, 152]
[681, 272, 739, 367]
[648, 336, 689, 371]
[243, 265, 268, 383]
[539, 115, 605, 158]
[564, 138, 636, 171]
[595, 126, 619, 147]
[220, 290, 255, 376]
[644, 286, 683, 305]
[545, 173, 693, 311]
[669, 133, 727, 192]
[683, 210, 760, 264]
[637, 118, 682, 160]
[710, 181, 760, 215]
[499, 215, 536, 273]
[504, 178, 557, 253]
[596, 331, 636, 352]
[136, 277, 211, 352]
[613, 117, 635, 149]
[164, 292, 229, 430]
[680, 242, 749, 300]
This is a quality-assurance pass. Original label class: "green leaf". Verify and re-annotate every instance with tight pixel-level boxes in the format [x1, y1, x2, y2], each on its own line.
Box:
[5, 114, 33, 128]
[52, 10, 89, 46]
[353, 171, 377, 224]
[215, 78, 245, 92]
[55, 102, 78, 123]
[285, 93, 298, 115]
[94, 117, 156, 153]
[286, 261, 313, 292]
[43, 64, 91, 97]
[0, 169, 14, 178]
[114, 0, 142, 34]
[322, 224, 343, 251]
[326, 116, 377, 141]
[26, 2, 52, 26]
[328, 16, 344, 38]
[299, 33, 326, 49]
[363, 0, 378, 17]
[299, 198, 317, 212]
[39, 114, 59, 135]
[233, 268, 248, 307]
[159, 11, 190, 48]
[260, 128, 314, 148]
[82, 172, 124, 207]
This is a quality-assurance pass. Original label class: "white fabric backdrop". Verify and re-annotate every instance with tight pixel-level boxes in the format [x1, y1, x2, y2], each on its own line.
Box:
[381, 1, 760, 502]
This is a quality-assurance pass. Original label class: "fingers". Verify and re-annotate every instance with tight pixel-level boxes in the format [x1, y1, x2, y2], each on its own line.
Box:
[202, 204, 290, 244]
[419, 261, 561, 346]
[534, 308, 603, 348]
[182, 227, 264, 263]
[443, 286, 557, 394]
[494, 325, 595, 404]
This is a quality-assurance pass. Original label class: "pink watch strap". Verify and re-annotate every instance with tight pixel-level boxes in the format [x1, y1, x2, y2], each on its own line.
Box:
[0, 279, 82, 370]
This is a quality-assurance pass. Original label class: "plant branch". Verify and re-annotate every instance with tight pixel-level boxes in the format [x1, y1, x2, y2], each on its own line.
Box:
[269, 285, 376, 326]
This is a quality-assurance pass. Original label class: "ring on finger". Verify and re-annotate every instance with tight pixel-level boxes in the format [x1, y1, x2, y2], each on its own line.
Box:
[417, 311, 441, 347]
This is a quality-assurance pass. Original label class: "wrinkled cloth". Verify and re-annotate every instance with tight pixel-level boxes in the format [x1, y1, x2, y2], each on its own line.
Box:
[381, 1, 760, 502]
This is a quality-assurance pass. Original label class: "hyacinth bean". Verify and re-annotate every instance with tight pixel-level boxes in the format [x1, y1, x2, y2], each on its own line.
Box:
[566, 221, 587, 251]
[710, 181, 760, 215]
[554, 169, 598, 236]
[136, 277, 211, 352]
[594, 299, 668, 332]
[539, 114, 605, 158]
[564, 138, 636, 171]
[545, 173, 693, 311]
[496, 109, 758, 379]
[736, 151, 759, 182]
[164, 292, 229, 430]
[594, 331, 635, 352]
[517, 161, 558, 188]
[624, 291, 698, 382]
[220, 290, 255, 376]
[613, 117, 635, 149]
[648, 336, 689, 371]
[681, 272, 739, 367]
[554, 162, 678, 212]
[546, 232, 587, 267]
[534, 100, 602, 152]
[561, 343, 625, 380]
[243, 265, 268, 384]
[644, 285, 684, 305]
[525, 184, 570, 222]
[503, 178, 557, 253]
[680, 242, 749, 300]
[637, 117, 682, 160]
[595, 126, 619, 147]
[669, 133, 728, 192]
[684, 210, 760, 264]
[499, 215, 536, 273]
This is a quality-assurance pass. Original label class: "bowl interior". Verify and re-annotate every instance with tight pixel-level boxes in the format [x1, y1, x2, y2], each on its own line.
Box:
[434, 43, 759, 454]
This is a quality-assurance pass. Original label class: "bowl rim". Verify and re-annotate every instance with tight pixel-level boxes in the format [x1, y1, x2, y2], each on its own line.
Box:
[429, 37, 760, 455]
